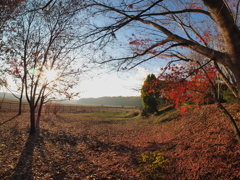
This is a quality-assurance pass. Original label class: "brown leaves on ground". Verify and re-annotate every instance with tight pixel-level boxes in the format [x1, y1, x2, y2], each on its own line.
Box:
[0, 104, 240, 179]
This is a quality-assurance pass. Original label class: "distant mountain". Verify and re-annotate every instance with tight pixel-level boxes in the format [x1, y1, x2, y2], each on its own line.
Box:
[54, 99, 80, 104]
[0, 92, 77, 104]
[77, 96, 142, 107]
[0, 92, 21, 100]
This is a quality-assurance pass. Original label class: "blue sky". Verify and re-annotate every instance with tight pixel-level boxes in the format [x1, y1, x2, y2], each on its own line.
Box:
[76, 15, 170, 98]
[0, 0, 182, 100]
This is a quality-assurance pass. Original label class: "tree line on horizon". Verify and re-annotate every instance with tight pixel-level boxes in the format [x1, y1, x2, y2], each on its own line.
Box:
[78, 96, 142, 107]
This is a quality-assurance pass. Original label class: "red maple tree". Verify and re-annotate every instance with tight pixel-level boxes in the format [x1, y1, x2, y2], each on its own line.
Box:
[144, 63, 218, 113]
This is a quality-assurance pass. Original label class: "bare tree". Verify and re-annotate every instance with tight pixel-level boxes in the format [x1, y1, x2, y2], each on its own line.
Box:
[3, 0, 86, 133]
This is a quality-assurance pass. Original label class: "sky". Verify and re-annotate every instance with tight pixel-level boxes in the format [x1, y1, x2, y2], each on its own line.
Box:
[73, 18, 168, 99]
[78, 66, 156, 98]
[0, 65, 159, 99]
[0, 0, 171, 100]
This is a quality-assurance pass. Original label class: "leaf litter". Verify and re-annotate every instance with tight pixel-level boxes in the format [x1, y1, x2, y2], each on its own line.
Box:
[0, 104, 239, 179]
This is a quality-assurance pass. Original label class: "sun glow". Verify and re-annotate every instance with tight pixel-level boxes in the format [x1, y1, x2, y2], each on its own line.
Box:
[44, 69, 58, 82]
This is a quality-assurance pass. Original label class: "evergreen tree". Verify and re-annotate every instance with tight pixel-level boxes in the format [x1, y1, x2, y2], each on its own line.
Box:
[141, 74, 159, 115]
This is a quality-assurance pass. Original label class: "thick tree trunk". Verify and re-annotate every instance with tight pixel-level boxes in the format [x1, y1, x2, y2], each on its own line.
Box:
[36, 97, 44, 130]
[30, 105, 36, 134]
[18, 97, 22, 115]
[37, 102, 42, 119]
[37, 96, 44, 119]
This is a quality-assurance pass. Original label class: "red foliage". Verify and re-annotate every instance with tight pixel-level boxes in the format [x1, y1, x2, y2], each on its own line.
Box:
[128, 4, 133, 9]
[129, 39, 149, 46]
[144, 64, 217, 114]
[196, 29, 215, 44]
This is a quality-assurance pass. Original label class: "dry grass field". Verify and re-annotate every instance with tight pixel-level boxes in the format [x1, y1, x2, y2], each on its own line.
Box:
[0, 104, 240, 179]
[0, 98, 139, 114]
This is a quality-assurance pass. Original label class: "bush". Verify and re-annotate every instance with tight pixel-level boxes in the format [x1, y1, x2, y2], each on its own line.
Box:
[136, 150, 172, 180]
[131, 111, 140, 117]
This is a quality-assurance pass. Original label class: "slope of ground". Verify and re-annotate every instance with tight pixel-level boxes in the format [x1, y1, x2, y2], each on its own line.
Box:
[0, 104, 239, 179]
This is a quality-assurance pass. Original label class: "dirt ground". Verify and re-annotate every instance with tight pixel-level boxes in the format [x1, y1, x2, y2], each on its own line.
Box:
[0, 105, 239, 179]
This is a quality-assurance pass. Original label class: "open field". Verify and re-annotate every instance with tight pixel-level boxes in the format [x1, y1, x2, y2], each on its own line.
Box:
[0, 104, 240, 179]
[0, 98, 139, 114]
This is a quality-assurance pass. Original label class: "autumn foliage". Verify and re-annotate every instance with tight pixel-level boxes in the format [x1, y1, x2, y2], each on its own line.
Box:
[143, 64, 218, 113]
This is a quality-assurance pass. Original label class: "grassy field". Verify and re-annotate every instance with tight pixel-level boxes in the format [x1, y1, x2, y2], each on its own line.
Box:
[0, 104, 240, 179]
[0, 98, 139, 114]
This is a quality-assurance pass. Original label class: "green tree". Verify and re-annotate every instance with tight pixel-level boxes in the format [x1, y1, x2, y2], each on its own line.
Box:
[141, 74, 159, 115]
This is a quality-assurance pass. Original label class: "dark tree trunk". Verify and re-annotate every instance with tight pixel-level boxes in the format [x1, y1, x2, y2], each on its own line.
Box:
[37, 102, 42, 119]
[36, 96, 44, 129]
[18, 97, 22, 115]
[30, 105, 36, 134]
[18, 80, 25, 115]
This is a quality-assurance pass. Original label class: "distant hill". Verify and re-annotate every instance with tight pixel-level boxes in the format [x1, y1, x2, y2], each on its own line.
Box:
[77, 96, 142, 107]
[0, 92, 21, 100]
[0, 92, 142, 107]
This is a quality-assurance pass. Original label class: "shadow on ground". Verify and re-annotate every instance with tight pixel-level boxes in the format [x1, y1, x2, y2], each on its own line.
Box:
[0, 114, 19, 126]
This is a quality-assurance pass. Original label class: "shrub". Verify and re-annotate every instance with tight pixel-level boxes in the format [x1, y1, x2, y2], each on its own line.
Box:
[131, 111, 140, 117]
[136, 150, 172, 180]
